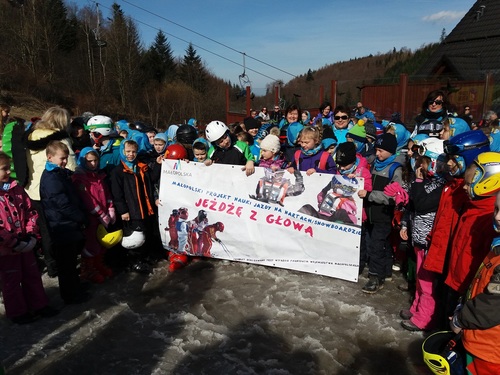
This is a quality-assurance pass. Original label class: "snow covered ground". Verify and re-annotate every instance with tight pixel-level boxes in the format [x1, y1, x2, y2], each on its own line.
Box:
[1, 259, 431, 375]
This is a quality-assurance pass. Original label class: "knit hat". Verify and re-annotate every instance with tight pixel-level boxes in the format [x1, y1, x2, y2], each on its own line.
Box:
[374, 133, 397, 154]
[364, 121, 377, 141]
[260, 134, 281, 153]
[244, 116, 260, 131]
[322, 125, 336, 141]
[335, 142, 357, 166]
[346, 121, 367, 143]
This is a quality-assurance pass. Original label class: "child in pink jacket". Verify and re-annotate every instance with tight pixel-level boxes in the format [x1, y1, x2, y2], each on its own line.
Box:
[72, 147, 116, 283]
[0, 152, 58, 324]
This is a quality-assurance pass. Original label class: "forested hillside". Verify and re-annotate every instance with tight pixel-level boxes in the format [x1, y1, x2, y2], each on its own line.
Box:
[0, 0, 439, 124]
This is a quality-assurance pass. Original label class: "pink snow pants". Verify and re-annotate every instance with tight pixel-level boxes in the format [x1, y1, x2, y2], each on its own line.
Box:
[409, 246, 437, 330]
[0, 251, 48, 318]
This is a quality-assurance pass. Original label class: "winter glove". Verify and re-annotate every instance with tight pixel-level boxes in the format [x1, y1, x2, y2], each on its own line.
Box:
[383, 182, 409, 207]
[450, 303, 463, 334]
[109, 207, 117, 225]
[99, 212, 111, 227]
[13, 236, 37, 253]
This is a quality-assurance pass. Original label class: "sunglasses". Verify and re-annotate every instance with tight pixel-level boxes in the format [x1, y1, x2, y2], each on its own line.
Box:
[428, 99, 444, 106]
[334, 115, 349, 120]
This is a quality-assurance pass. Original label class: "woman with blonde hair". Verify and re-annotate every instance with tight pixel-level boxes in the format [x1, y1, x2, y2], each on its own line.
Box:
[24, 107, 77, 277]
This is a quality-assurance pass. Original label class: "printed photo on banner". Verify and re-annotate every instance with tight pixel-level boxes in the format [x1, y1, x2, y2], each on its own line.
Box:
[158, 160, 364, 282]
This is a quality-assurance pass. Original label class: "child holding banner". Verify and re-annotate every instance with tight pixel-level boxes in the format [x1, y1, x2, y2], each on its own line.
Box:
[204, 120, 255, 176]
[335, 142, 373, 271]
[258, 134, 286, 170]
[290, 126, 337, 176]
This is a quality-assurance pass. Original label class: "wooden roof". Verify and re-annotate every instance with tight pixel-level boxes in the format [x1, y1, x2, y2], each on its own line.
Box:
[417, 0, 500, 80]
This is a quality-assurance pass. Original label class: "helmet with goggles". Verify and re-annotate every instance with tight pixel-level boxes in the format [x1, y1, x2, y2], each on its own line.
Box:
[444, 130, 490, 168]
[412, 138, 446, 176]
[468, 151, 500, 199]
[85, 115, 114, 137]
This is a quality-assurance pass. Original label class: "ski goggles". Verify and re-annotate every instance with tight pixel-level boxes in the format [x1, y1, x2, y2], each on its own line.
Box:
[417, 121, 444, 134]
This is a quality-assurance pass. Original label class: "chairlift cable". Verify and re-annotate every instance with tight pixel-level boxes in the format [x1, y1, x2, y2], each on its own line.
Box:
[119, 0, 297, 79]
[89, 0, 279, 82]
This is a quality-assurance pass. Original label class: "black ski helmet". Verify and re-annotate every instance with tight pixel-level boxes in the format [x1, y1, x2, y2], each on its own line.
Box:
[176, 124, 198, 144]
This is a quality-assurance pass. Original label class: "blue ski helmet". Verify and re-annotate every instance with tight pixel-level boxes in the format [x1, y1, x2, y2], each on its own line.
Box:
[444, 130, 490, 168]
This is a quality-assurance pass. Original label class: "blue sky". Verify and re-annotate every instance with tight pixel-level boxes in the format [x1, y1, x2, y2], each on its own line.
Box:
[70, 0, 474, 93]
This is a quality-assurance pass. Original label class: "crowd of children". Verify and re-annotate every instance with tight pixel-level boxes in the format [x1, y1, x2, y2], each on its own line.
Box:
[2, 93, 500, 374]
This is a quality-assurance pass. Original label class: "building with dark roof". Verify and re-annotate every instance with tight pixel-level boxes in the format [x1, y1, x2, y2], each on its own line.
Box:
[417, 0, 500, 82]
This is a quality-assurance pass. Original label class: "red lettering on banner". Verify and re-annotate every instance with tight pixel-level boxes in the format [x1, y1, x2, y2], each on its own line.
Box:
[265, 214, 314, 237]
[194, 198, 244, 217]
[250, 210, 257, 221]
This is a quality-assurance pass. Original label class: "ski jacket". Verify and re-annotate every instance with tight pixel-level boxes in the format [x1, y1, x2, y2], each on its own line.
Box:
[406, 176, 446, 249]
[40, 166, 87, 244]
[207, 136, 254, 166]
[365, 162, 402, 224]
[258, 153, 287, 170]
[460, 244, 500, 364]
[72, 167, 114, 217]
[99, 138, 123, 175]
[25, 129, 76, 200]
[445, 195, 497, 294]
[0, 180, 38, 256]
[110, 161, 156, 221]
[424, 178, 467, 274]
[292, 150, 336, 174]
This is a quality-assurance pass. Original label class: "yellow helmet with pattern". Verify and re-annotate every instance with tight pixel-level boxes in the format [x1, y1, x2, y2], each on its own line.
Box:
[422, 331, 462, 375]
[96, 224, 123, 249]
[469, 152, 500, 198]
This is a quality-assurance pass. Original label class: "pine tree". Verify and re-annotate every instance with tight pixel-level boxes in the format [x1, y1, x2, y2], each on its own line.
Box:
[179, 43, 207, 92]
[306, 69, 314, 82]
[142, 30, 176, 84]
[440, 28, 447, 43]
[105, 3, 144, 111]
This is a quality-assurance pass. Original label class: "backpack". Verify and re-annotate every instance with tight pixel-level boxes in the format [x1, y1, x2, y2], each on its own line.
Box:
[294, 150, 330, 171]
[387, 162, 402, 181]
[2, 118, 30, 186]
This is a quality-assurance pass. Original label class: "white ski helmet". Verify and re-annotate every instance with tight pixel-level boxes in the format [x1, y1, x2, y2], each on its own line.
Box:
[85, 115, 114, 136]
[415, 137, 446, 176]
[205, 120, 229, 143]
[121, 231, 146, 249]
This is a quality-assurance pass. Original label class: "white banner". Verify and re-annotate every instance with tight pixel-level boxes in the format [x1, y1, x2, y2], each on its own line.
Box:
[158, 160, 363, 282]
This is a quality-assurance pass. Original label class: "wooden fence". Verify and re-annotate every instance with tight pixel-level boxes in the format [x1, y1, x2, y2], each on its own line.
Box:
[226, 73, 495, 126]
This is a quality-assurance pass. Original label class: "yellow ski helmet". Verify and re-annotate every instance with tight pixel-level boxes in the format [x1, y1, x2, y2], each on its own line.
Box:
[422, 331, 463, 375]
[469, 151, 500, 198]
[96, 224, 123, 249]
